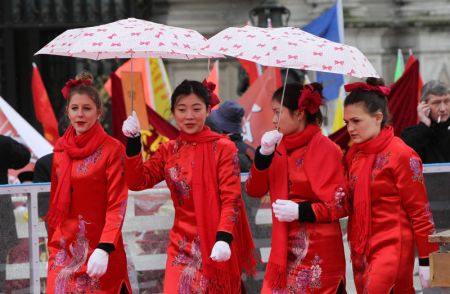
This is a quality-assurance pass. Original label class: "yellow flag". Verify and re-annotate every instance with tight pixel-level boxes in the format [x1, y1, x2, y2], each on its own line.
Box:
[331, 90, 345, 132]
[149, 58, 172, 120]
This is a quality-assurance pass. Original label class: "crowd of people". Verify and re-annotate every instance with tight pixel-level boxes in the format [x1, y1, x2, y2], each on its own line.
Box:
[1, 70, 449, 293]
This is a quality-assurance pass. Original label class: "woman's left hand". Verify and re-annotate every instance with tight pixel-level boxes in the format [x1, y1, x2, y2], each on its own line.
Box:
[272, 199, 299, 222]
[419, 266, 430, 289]
[87, 249, 109, 278]
[210, 241, 231, 262]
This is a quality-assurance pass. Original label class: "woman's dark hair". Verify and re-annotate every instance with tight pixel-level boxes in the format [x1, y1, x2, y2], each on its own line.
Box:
[272, 82, 324, 126]
[67, 71, 103, 112]
[170, 80, 210, 112]
[344, 77, 390, 128]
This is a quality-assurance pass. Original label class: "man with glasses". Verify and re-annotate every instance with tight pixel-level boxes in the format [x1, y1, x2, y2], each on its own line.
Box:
[402, 80, 450, 163]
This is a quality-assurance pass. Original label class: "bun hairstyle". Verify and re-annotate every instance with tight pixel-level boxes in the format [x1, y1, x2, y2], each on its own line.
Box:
[75, 71, 94, 82]
[63, 70, 102, 112]
[344, 77, 390, 128]
[272, 82, 324, 126]
[170, 80, 211, 112]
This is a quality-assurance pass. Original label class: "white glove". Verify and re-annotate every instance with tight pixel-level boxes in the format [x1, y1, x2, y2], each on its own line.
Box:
[260, 130, 283, 155]
[272, 199, 299, 222]
[419, 266, 430, 289]
[210, 241, 231, 262]
[87, 249, 109, 279]
[122, 111, 141, 138]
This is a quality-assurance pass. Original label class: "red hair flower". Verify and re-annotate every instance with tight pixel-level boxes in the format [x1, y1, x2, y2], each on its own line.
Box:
[298, 84, 322, 114]
[202, 79, 220, 108]
[61, 79, 92, 99]
[344, 82, 391, 97]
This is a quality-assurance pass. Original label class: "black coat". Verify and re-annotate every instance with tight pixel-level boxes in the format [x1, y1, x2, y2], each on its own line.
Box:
[0, 135, 31, 262]
[401, 119, 450, 164]
[33, 153, 53, 218]
[0, 135, 31, 184]
[229, 133, 255, 173]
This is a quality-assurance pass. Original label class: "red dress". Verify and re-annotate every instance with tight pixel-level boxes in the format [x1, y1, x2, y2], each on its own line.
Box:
[246, 127, 347, 294]
[47, 136, 131, 293]
[346, 131, 438, 293]
[126, 130, 255, 294]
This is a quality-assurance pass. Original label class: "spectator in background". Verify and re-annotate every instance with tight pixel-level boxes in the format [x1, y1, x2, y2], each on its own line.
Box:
[0, 135, 31, 291]
[402, 80, 450, 163]
[17, 171, 34, 184]
[209, 100, 255, 172]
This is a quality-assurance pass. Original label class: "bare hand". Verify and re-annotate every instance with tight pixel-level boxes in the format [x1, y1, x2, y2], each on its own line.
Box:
[417, 102, 431, 126]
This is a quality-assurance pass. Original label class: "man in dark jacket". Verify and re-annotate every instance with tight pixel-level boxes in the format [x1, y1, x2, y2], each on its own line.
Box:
[0, 135, 30, 290]
[402, 80, 450, 163]
[32, 153, 53, 218]
[209, 100, 255, 172]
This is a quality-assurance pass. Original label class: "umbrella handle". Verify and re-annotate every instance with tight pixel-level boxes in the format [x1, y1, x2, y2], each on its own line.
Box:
[130, 57, 134, 112]
[276, 68, 290, 131]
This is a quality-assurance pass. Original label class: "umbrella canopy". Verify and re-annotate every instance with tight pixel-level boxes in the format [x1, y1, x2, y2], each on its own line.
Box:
[35, 18, 221, 60]
[202, 25, 378, 78]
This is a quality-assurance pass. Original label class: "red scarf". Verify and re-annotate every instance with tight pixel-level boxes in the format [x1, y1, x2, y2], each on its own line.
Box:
[345, 126, 394, 260]
[180, 126, 257, 292]
[46, 122, 108, 229]
[265, 124, 321, 289]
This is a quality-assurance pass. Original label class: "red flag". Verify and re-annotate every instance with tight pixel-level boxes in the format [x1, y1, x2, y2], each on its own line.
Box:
[328, 127, 351, 152]
[110, 72, 128, 146]
[206, 60, 221, 110]
[405, 54, 423, 106]
[239, 67, 279, 148]
[238, 59, 262, 86]
[389, 58, 421, 136]
[31, 63, 59, 145]
[207, 60, 220, 96]
[145, 105, 179, 139]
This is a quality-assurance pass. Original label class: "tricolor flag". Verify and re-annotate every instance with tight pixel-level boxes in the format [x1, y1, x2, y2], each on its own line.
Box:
[303, 0, 346, 134]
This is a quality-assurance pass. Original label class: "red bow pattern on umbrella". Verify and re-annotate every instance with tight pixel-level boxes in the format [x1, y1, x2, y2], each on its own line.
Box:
[35, 18, 221, 60]
[201, 25, 378, 78]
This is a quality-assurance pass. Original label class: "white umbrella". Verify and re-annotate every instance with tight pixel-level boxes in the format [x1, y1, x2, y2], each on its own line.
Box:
[35, 18, 221, 111]
[35, 18, 221, 60]
[202, 25, 378, 78]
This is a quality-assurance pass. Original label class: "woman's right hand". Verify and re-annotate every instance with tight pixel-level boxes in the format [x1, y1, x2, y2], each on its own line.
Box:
[122, 111, 141, 138]
[260, 130, 283, 155]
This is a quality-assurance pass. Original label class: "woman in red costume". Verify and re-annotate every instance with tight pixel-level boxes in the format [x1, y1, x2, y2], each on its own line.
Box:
[246, 83, 348, 293]
[343, 78, 438, 293]
[46, 72, 131, 293]
[122, 80, 256, 293]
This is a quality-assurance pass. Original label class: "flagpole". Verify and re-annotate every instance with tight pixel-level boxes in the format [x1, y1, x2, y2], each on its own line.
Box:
[337, 0, 344, 43]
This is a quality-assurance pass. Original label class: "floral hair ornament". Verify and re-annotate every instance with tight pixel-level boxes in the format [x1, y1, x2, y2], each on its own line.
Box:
[298, 84, 322, 114]
[61, 79, 93, 99]
[344, 82, 391, 97]
[202, 79, 220, 108]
